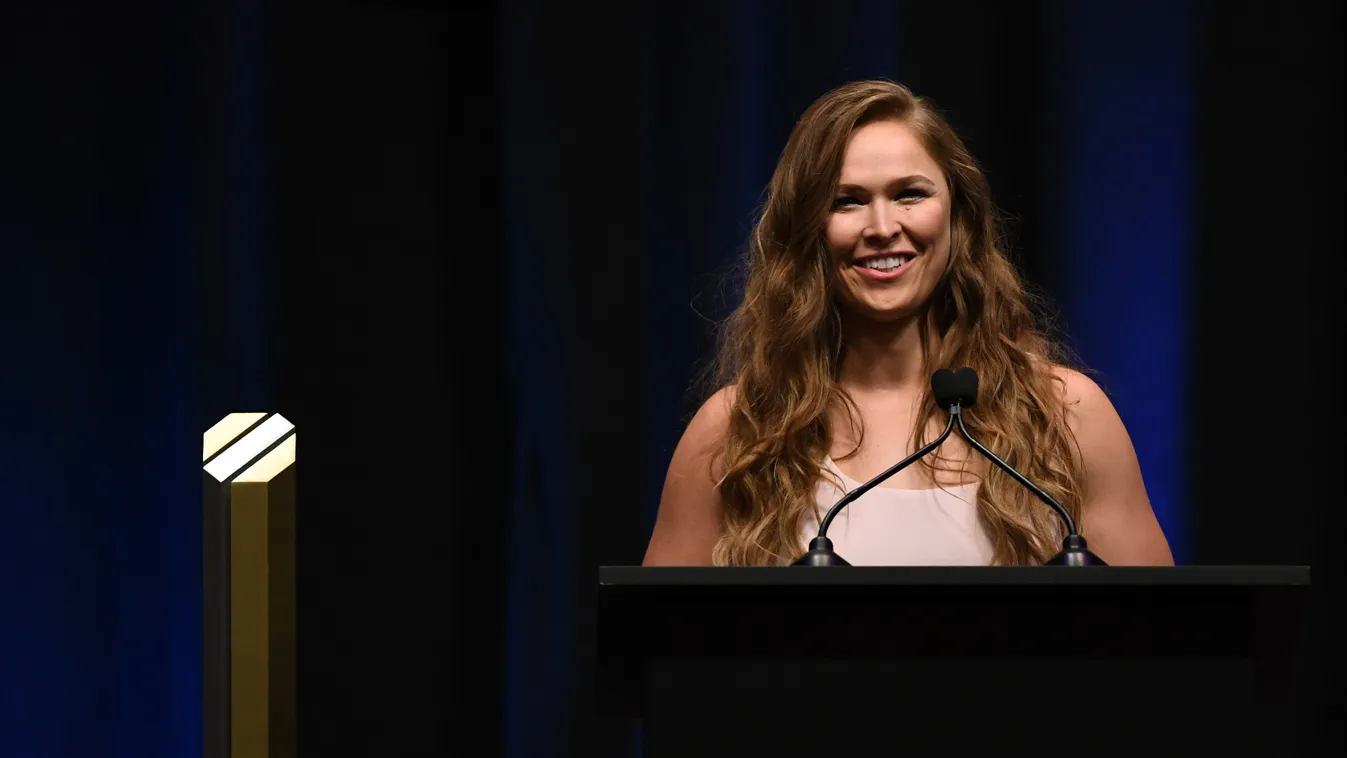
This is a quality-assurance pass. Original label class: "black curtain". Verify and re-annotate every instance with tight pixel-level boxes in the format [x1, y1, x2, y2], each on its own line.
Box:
[1191, 3, 1343, 752]
[269, 2, 508, 755]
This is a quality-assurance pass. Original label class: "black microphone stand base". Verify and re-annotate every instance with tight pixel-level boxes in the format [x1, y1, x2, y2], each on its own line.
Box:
[1044, 534, 1108, 566]
[1044, 549, 1107, 566]
[792, 536, 851, 566]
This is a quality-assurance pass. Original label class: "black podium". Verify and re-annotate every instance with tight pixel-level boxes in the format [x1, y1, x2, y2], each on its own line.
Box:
[597, 566, 1310, 758]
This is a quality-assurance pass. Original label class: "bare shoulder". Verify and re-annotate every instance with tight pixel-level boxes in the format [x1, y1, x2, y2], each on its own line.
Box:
[1048, 365, 1111, 422]
[641, 386, 737, 566]
[1045, 364, 1131, 473]
[681, 385, 738, 472]
[1045, 365, 1129, 456]
[1045, 364, 1175, 565]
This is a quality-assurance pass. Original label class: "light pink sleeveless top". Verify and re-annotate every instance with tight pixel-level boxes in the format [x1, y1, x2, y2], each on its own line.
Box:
[800, 457, 994, 565]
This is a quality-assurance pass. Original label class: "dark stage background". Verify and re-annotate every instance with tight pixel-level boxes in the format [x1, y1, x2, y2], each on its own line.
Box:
[1, 0, 1342, 756]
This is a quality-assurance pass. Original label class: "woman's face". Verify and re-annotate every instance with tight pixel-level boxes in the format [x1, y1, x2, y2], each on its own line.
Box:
[825, 119, 952, 324]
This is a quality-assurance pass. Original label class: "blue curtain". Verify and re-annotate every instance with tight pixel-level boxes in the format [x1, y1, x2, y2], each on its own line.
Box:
[1050, 0, 1192, 562]
[0, 2, 268, 755]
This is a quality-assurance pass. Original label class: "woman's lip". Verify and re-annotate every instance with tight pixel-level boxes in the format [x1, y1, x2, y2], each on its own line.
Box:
[854, 251, 917, 264]
[851, 257, 915, 282]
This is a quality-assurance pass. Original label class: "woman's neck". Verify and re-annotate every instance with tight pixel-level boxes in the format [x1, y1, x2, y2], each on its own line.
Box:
[838, 314, 933, 393]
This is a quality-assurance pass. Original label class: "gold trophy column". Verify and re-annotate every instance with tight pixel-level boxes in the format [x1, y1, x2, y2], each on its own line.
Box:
[202, 413, 297, 758]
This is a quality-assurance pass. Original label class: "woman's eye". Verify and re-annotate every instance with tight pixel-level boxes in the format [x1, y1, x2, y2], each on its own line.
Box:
[832, 196, 861, 209]
[895, 189, 928, 202]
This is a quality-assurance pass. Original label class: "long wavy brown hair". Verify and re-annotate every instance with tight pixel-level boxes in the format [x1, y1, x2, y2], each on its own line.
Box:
[709, 80, 1084, 566]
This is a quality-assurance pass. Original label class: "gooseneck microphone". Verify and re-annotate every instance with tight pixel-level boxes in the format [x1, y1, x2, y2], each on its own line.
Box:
[793, 372, 963, 566]
[937, 367, 1106, 566]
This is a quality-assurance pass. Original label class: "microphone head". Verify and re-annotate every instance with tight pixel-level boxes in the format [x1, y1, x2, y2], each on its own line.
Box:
[953, 367, 979, 408]
[931, 368, 959, 409]
[931, 367, 979, 409]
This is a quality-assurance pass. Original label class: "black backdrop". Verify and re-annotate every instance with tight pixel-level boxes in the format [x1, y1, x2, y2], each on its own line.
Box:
[1, 1, 1342, 757]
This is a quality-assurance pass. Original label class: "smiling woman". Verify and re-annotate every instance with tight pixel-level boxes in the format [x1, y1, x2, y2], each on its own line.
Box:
[642, 79, 1174, 568]
[828, 120, 951, 322]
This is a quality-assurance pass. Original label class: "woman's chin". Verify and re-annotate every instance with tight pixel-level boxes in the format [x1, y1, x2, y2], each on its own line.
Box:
[843, 300, 919, 325]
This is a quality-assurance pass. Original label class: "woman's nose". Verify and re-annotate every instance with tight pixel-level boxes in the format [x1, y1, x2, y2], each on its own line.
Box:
[864, 202, 900, 242]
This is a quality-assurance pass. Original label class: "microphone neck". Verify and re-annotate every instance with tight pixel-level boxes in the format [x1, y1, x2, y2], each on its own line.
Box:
[952, 407, 1080, 537]
[818, 412, 957, 538]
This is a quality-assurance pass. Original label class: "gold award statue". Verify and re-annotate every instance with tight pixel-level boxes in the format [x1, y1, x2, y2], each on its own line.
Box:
[202, 413, 297, 758]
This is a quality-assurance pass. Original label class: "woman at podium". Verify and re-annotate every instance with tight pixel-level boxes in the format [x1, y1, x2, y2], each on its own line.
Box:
[643, 79, 1174, 568]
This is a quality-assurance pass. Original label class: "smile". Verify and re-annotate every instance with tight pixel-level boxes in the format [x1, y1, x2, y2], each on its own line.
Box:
[856, 254, 913, 272]
[851, 253, 916, 281]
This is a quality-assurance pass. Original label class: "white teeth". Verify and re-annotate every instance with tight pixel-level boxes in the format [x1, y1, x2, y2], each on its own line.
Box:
[860, 255, 911, 272]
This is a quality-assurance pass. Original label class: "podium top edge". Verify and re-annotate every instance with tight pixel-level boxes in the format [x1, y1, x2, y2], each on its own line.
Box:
[598, 565, 1310, 587]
